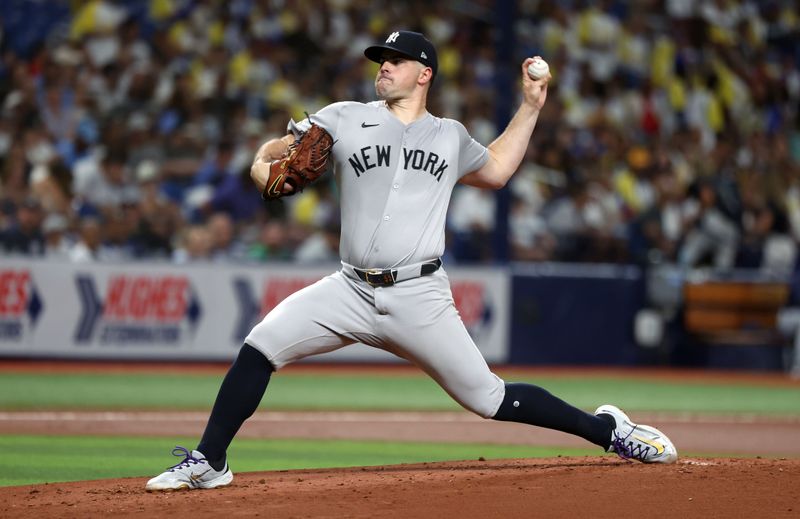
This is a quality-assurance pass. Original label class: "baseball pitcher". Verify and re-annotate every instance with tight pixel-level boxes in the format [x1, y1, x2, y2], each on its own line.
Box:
[146, 30, 677, 491]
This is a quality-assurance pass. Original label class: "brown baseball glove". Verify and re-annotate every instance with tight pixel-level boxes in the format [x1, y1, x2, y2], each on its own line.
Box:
[262, 121, 334, 199]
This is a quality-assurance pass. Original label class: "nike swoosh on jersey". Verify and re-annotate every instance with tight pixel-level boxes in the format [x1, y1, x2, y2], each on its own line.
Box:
[632, 435, 665, 455]
[361, 122, 380, 128]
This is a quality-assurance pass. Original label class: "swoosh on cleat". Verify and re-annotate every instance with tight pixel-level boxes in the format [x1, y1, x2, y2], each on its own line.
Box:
[190, 468, 211, 481]
[632, 435, 665, 455]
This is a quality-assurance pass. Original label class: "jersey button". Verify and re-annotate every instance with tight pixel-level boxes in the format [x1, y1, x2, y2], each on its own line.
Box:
[383, 215, 390, 221]
[393, 184, 399, 189]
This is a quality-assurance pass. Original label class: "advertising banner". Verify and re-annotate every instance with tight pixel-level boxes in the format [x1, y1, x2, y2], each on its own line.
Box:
[0, 260, 509, 363]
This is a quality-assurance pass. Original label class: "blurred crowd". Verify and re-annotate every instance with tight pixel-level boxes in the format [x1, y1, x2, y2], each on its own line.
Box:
[0, 0, 799, 272]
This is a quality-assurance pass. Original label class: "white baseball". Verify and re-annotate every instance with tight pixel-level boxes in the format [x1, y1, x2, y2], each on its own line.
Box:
[527, 58, 549, 80]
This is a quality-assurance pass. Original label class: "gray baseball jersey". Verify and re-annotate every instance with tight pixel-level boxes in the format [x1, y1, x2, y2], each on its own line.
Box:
[289, 101, 488, 268]
[246, 101, 506, 418]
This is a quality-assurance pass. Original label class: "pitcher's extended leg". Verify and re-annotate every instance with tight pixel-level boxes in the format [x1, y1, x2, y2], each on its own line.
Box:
[492, 382, 612, 448]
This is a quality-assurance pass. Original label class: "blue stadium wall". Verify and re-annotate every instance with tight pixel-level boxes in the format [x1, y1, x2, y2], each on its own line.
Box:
[509, 264, 646, 366]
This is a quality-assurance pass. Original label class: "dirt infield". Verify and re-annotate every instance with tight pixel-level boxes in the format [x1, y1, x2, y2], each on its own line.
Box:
[2, 457, 798, 518]
[2, 361, 799, 517]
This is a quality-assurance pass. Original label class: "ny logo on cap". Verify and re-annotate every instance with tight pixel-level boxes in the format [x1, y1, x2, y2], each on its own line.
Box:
[386, 32, 399, 43]
[421, 52, 427, 59]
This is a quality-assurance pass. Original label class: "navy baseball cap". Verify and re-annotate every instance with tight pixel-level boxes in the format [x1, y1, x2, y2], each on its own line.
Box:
[364, 31, 438, 77]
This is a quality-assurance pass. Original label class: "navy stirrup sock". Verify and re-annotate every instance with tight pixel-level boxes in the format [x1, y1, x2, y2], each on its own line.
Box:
[492, 382, 613, 449]
[197, 344, 274, 470]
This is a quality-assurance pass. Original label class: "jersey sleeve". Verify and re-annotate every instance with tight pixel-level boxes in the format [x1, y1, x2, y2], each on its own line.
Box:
[287, 102, 348, 138]
[454, 120, 489, 178]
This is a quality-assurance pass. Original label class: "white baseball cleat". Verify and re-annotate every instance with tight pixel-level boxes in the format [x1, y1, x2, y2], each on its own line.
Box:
[595, 405, 678, 464]
[145, 447, 233, 491]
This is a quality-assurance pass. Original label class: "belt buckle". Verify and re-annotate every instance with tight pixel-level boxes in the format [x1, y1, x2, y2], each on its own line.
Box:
[366, 268, 394, 287]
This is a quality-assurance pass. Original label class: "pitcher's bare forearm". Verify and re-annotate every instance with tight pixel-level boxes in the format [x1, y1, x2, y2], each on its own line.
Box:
[479, 103, 543, 188]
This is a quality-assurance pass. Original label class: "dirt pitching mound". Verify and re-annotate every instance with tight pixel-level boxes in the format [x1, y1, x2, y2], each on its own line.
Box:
[3, 457, 797, 518]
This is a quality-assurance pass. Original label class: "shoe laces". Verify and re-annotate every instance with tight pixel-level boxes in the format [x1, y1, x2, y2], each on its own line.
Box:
[167, 446, 207, 472]
[610, 427, 653, 462]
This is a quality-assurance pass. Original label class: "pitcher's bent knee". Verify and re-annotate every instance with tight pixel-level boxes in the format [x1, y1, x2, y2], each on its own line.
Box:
[457, 373, 506, 419]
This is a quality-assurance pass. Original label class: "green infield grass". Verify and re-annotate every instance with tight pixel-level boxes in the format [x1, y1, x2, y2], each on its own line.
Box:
[2, 370, 797, 487]
[0, 371, 798, 415]
[0, 435, 600, 487]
